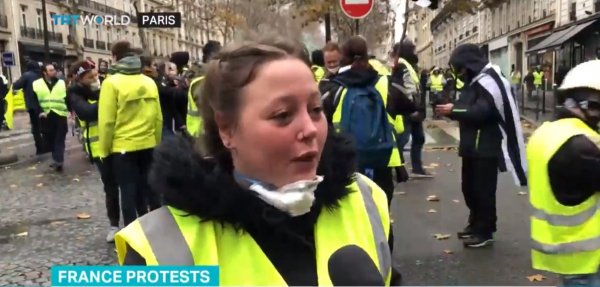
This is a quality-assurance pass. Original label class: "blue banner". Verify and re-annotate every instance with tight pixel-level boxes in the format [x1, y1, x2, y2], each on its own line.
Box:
[51, 265, 219, 286]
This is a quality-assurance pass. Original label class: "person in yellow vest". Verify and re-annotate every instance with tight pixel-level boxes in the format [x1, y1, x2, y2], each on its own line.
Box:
[428, 67, 446, 117]
[67, 60, 121, 243]
[388, 40, 431, 179]
[527, 60, 600, 286]
[510, 64, 521, 100]
[115, 37, 399, 285]
[32, 63, 68, 171]
[99, 40, 163, 226]
[533, 65, 544, 91]
[311, 49, 326, 83]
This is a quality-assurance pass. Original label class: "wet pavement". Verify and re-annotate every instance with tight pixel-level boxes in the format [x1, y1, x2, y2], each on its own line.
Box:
[0, 119, 550, 286]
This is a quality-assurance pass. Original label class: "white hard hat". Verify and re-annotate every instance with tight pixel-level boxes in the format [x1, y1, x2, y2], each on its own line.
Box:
[559, 60, 600, 92]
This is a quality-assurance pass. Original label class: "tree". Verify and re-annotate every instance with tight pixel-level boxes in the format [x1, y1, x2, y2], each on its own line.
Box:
[131, 0, 176, 49]
[55, 0, 84, 58]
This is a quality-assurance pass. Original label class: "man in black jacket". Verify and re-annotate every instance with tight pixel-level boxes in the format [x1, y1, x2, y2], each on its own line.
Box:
[436, 44, 527, 248]
[0, 73, 8, 130]
[12, 61, 44, 154]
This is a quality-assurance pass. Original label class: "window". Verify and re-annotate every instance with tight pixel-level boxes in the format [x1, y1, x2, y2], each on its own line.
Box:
[84, 26, 88, 38]
[49, 12, 55, 33]
[36, 9, 42, 30]
[20, 5, 27, 27]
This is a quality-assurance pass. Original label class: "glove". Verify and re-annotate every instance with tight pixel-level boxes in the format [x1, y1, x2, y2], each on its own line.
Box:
[395, 166, 409, 183]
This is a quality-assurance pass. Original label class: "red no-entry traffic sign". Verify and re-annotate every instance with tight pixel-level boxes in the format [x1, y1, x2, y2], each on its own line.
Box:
[339, 0, 374, 19]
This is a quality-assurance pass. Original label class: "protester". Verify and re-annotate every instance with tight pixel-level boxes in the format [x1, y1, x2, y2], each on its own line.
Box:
[12, 61, 44, 155]
[436, 43, 527, 247]
[115, 36, 399, 285]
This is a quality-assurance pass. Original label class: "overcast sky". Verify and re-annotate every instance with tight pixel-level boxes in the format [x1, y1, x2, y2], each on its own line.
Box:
[393, 0, 406, 43]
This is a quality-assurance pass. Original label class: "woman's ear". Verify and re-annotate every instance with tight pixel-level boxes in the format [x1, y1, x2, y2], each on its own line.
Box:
[214, 111, 234, 148]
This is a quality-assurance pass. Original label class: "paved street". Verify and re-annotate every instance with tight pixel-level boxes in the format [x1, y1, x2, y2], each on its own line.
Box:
[0, 117, 551, 286]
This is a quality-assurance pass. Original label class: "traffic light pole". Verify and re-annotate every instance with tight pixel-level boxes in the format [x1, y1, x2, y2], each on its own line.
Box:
[41, 0, 50, 62]
[355, 19, 359, 35]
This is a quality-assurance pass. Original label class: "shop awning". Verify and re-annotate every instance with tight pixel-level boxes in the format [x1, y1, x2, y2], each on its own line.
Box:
[527, 19, 597, 54]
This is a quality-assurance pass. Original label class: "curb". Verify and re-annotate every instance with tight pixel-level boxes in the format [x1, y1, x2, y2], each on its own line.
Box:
[0, 129, 30, 140]
[0, 152, 19, 165]
[520, 115, 540, 128]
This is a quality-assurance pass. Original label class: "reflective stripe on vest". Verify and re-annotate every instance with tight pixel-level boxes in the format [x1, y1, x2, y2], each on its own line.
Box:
[115, 174, 392, 285]
[331, 76, 402, 167]
[527, 118, 600, 274]
[186, 77, 204, 137]
[77, 99, 100, 158]
[430, 74, 443, 92]
[32, 78, 68, 117]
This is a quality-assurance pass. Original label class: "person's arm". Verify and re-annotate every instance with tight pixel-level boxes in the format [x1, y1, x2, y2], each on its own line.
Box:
[448, 85, 497, 124]
[69, 90, 99, 122]
[98, 79, 116, 159]
[11, 75, 25, 91]
[153, 83, 163, 144]
[548, 135, 600, 206]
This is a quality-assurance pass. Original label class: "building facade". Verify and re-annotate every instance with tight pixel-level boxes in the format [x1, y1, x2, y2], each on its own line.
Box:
[405, 1, 435, 70]
[0, 0, 218, 81]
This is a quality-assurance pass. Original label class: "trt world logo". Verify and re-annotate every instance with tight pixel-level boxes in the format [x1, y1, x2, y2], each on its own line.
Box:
[51, 14, 131, 26]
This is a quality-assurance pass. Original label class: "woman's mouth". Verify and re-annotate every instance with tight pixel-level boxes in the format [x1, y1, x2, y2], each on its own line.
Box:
[293, 151, 318, 162]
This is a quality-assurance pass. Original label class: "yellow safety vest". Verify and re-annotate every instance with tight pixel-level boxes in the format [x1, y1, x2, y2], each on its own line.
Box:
[4, 87, 14, 129]
[312, 65, 325, 82]
[527, 118, 600, 275]
[186, 76, 204, 137]
[397, 58, 419, 84]
[331, 76, 402, 167]
[430, 74, 444, 92]
[116, 174, 392, 286]
[12, 88, 26, 111]
[456, 77, 464, 90]
[32, 78, 68, 117]
[369, 59, 391, 76]
[77, 99, 100, 159]
[533, 71, 544, 87]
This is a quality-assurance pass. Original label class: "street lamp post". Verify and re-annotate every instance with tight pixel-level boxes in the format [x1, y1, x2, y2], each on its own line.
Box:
[41, 0, 50, 62]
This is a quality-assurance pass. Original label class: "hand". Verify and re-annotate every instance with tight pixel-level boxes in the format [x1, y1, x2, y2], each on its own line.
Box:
[38, 112, 47, 119]
[435, 103, 454, 116]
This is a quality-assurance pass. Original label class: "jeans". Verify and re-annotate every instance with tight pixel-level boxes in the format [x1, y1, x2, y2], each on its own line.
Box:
[561, 269, 600, 287]
[41, 111, 68, 164]
[94, 157, 120, 227]
[112, 148, 161, 226]
[397, 117, 426, 173]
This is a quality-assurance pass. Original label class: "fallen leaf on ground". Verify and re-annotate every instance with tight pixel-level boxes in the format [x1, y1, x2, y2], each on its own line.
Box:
[27, 166, 37, 170]
[452, 199, 460, 203]
[34, 174, 43, 178]
[36, 183, 43, 187]
[526, 274, 546, 282]
[77, 213, 91, 219]
[434, 234, 451, 240]
[448, 169, 455, 172]
[518, 191, 528, 195]
[394, 191, 406, 195]
[429, 163, 439, 167]
[428, 209, 437, 213]
[443, 249, 454, 254]
[4, 166, 10, 169]
[390, 219, 394, 224]
[15, 232, 28, 237]
[50, 220, 65, 226]
[10, 184, 17, 188]
[72, 178, 80, 182]
[85, 170, 91, 173]
[427, 195, 440, 202]
[446, 163, 452, 167]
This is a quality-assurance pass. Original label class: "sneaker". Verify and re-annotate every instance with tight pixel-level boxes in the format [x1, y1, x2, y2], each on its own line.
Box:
[106, 226, 120, 243]
[463, 234, 494, 248]
[54, 163, 63, 172]
[457, 226, 474, 239]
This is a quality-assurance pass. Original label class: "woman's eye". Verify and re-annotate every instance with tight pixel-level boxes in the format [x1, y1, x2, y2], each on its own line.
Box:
[311, 106, 323, 114]
[273, 111, 291, 122]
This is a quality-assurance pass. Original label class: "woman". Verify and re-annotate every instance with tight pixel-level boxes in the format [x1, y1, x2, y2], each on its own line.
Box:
[115, 38, 398, 285]
[67, 60, 122, 242]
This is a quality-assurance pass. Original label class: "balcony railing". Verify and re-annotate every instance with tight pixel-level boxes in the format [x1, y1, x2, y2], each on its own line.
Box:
[96, 40, 107, 50]
[83, 38, 95, 49]
[49, 32, 63, 43]
[20, 26, 43, 40]
[0, 14, 7, 29]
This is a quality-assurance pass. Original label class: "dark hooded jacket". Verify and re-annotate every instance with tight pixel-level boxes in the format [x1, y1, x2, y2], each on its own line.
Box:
[12, 61, 42, 114]
[68, 83, 99, 123]
[448, 44, 503, 159]
[546, 107, 600, 206]
[121, 132, 401, 285]
[387, 41, 425, 119]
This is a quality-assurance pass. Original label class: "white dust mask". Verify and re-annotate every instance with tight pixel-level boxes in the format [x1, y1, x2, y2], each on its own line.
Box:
[90, 79, 101, 91]
[248, 176, 324, 217]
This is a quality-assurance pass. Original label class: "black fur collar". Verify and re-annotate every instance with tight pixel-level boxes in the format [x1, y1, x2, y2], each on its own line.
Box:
[148, 131, 358, 231]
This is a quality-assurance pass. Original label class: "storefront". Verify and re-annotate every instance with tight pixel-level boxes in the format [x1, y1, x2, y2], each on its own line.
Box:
[525, 23, 555, 89]
[18, 41, 66, 74]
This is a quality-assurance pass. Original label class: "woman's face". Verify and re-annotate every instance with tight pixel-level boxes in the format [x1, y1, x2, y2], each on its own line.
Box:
[221, 58, 328, 188]
[79, 69, 98, 86]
